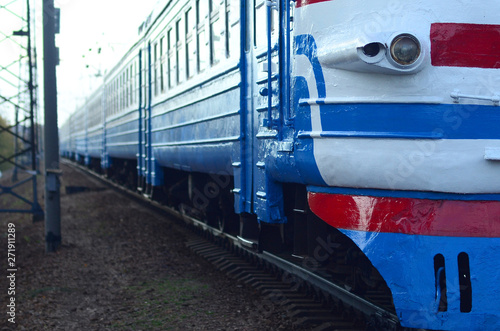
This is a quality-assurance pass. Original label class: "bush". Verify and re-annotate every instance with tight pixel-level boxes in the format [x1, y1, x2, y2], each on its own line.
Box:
[0, 115, 14, 172]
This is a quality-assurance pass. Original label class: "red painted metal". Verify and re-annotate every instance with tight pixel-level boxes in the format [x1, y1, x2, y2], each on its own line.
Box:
[308, 192, 500, 237]
[295, 0, 331, 8]
[431, 23, 500, 69]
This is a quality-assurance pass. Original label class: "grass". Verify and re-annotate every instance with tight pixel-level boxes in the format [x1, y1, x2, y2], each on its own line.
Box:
[114, 278, 211, 330]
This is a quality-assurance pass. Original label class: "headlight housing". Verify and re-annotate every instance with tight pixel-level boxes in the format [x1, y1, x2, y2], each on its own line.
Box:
[390, 34, 421, 65]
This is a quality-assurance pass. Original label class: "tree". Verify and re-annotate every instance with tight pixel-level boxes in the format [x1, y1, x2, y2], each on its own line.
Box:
[0, 115, 14, 172]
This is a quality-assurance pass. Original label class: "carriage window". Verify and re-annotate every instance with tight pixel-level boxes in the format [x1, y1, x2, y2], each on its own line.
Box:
[186, 7, 196, 78]
[107, 86, 110, 117]
[116, 78, 119, 113]
[176, 18, 185, 84]
[255, 0, 266, 48]
[119, 75, 122, 112]
[143, 50, 147, 107]
[129, 64, 133, 105]
[160, 37, 165, 93]
[197, 0, 209, 71]
[224, 0, 230, 58]
[154, 42, 158, 96]
[122, 72, 126, 110]
[271, 1, 278, 36]
[229, 0, 240, 57]
[119, 74, 122, 111]
[126, 67, 129, 107]
[210, 0, 224, 65]
[134, 61, 138, 103]
[168, 27, 176, 88]
[130, 64, 133, 105]
[113, 80, 117, 115]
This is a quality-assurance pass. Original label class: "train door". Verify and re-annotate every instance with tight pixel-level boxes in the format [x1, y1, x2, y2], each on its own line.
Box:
[252, 0, 291, 224]
[137, 46, 148, 194]
[138, 42, 163, 197]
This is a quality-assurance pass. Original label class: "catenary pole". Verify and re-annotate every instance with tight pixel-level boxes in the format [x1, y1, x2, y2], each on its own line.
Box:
[43, 0, 61, 252]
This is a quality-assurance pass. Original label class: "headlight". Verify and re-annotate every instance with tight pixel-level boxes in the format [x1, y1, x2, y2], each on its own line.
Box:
[390, 34, 421, 65]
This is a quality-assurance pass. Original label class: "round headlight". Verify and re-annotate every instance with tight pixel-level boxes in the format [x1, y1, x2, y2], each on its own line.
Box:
[390, 34, 421, 65]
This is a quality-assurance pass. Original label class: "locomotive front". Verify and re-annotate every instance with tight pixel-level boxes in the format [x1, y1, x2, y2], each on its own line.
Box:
[292, 0, 500, 329]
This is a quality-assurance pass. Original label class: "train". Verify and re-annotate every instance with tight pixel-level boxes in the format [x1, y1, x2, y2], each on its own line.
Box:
[59, 0, 500, 329]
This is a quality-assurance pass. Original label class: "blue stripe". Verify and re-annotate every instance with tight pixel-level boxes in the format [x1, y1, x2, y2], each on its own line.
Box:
[308, 185, 500, 201]
[297, 130, 443, 139]
[315, 103, 500, 139]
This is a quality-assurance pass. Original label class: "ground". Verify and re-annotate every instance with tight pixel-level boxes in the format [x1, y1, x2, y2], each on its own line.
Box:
[0, 164, 298, 330]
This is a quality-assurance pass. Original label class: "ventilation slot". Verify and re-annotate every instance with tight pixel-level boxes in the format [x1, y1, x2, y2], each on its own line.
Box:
[458, 252, 472, 313]
[434, 254, 447, 312]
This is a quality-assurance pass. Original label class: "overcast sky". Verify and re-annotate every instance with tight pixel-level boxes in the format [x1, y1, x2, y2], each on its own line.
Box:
[55, 0, 158, 125]
[0, 0, 158, 126]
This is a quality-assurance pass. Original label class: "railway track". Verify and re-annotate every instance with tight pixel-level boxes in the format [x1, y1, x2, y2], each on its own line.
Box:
[63, 160, 402, 330]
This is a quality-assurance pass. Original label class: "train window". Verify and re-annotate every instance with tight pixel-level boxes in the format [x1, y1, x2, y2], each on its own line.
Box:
[134, 61, 137, 104]
[118, 75, 121, 111]
[107, 86, 110, 117]
[121, 73, 124, 109]
[115, 77, 119, 113]
[116, 78, 119, 114]
[122, 72, 126, 110]
[113, 80, 116, 115]
[255, 0, 266, 48]
[271, 1, 278, 36]
[130, 63, 134, 105]
[229, 0, 240, 57]
[197, 0, 209, 72]
[186, 7, 196, 78]
[118, 77, 120, 112]
[126, 68, 129, 107]
[109, 84, 112, 116]
[176, 18, 185, 84]
[168, 27, 176, 88]
[209, 0, 223, 65]
[143, 50, 148, 107]
[118, 76, 121, 112]
[125, 70, 128, 108]
[154, 42, 159, 96]
[224, 0, 230, 58]
[160, 37, 165, 93]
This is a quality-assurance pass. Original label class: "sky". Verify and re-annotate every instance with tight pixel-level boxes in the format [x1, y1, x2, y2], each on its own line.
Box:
[0, 0, 158, 126]
[55, 0, 158, 125]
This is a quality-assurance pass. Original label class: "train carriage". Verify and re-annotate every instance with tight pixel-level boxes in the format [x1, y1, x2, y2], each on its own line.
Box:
[59, 0, 500, 329]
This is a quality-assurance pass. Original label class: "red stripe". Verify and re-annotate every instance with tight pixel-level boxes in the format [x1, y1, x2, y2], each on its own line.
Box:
[431, 23, 500, 69]
[295, 0, 331, 8]
[308, 192, 500, 237]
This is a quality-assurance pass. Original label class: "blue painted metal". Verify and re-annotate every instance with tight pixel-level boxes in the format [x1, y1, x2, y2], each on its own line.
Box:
[294, 34, 326, 99]
[101, 87, 109, 169]
[57, 2, 500, 329]
[266, 4, 273, 129]
[235, 0, 250, 214]
[282, 0, 292, 126]
[253, 0, 294, 224]
[310, 102, 500, 140]
[147, 42, 153, 185]
[340, 229, 500, 330]
[145, 42, 163, 186]
[137, 49, 144, 182]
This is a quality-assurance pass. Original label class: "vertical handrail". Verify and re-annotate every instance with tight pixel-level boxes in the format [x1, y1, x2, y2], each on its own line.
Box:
[266, 2, 273, 128]
[283, 0, 292, 126]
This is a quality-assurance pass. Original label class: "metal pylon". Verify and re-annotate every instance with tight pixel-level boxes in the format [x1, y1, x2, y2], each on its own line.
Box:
[0, 0, 43, 221]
